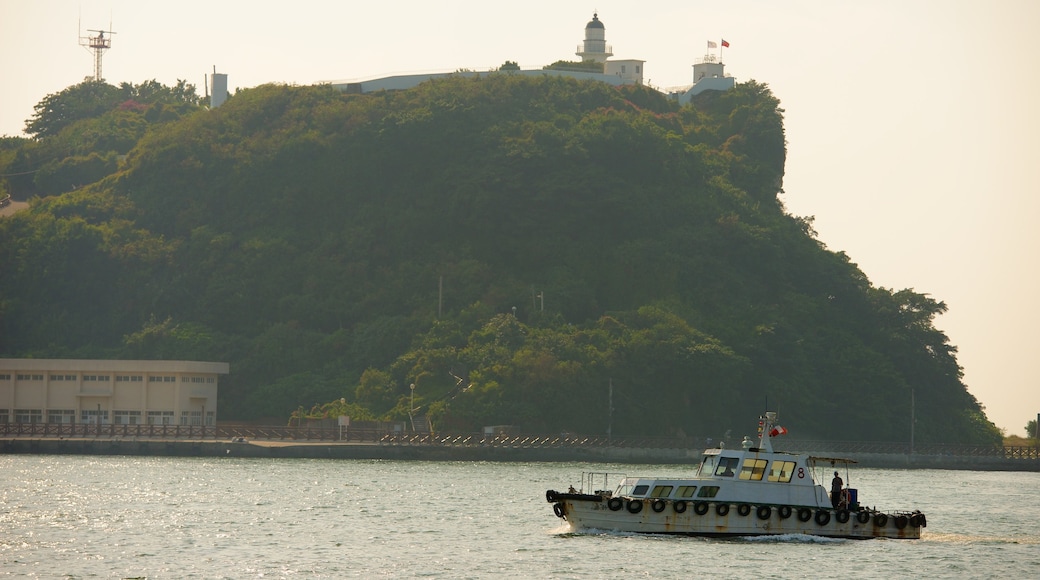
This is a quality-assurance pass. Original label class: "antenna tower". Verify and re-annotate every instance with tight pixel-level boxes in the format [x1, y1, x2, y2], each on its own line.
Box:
[79, 25, 116, 82]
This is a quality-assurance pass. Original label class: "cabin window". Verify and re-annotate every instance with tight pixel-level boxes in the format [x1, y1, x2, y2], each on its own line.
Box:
[697, 456, 718, 477]
[739, 459, 768, 481]
[676, 486, 698, 498]
[697, 486, 720, 498]
[650, 485, 674, 498]
[768, 460, 797, 483]
[714, 457, 739, 477]
[632, 485, 649, 496]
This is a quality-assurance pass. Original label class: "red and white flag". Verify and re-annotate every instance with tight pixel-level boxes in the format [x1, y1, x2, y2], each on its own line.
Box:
[721, 39, 730, 48]
[769, 426, 788, 437]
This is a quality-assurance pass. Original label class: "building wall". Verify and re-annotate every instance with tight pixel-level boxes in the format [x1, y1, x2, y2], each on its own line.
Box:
[0, 360, 229, 426]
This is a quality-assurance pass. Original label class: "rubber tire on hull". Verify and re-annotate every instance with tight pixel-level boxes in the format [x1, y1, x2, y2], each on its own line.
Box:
[778, 505, 793, 520]
[874, 513, 888, 527]
[627, 499, 643, 514]
[856, 511, 871, 524]
[756, 505, 772, 520]
[553, 503, 566, 518]
[694, 501, 709, 515]
[894, 515, 908, 529]
[737, 504, 751, 517]
[546, 490, 558, 503]
[651, 499, 667, 513]
[836, 510, 850, 523]
[673, 500, 687, 514]
[716, 503, 730, 516]
[815, 510, 831, 526]
[910, 513, 927, 528]
[797, 508, 813, 522]
[608, 497, 623, 511]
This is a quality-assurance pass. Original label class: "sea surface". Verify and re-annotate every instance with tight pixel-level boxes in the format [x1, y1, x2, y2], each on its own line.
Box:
[0, 455, 1037, 578]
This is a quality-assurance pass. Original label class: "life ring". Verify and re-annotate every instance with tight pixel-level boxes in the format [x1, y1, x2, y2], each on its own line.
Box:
[546, 490, 558, 503]
[608, 497, 623, 511]
[651, 499, 667, 513]
[856, 511, 871, 524]
[553, 503, 566, 518]
[673, 500, 687, 514]
[694, 501, 709, 515]
[797, 508, 812, 522]
[778, 505, 792, 519]
[737, 504, 751, 517]
[756, 505, 772, 520]
[835, 510, 850, 523]
[894, 515, 908, 529]
[716, 503, 730, 516]
[627, 499, 643, 514]
[874, 513, 888, 527]
[815, 510, 831, 526]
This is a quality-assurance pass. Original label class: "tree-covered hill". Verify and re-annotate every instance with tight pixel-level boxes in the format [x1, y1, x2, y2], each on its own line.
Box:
[0, 75, 1001, 444]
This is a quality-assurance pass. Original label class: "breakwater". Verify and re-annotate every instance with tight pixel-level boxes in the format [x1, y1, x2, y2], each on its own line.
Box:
[2, 437, 1038, 471]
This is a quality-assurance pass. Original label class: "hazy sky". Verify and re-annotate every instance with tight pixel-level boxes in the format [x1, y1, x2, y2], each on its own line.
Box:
[3, 1, 1038, 436]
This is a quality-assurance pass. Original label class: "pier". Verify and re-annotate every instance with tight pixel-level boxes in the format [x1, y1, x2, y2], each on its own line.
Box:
[1, 423, 1036, 470]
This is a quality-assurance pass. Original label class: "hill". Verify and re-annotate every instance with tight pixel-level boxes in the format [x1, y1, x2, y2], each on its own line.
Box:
[0, 75, 1001, 444]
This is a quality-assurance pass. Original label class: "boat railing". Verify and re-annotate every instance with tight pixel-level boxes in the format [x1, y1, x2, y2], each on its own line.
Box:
[580, 471, 626, 494]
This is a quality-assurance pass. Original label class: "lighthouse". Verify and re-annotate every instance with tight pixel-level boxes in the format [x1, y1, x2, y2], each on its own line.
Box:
[576, 13, 613, 63]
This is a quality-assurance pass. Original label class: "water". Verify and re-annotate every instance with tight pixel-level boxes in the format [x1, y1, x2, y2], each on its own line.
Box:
[0, 456, 1037, 578]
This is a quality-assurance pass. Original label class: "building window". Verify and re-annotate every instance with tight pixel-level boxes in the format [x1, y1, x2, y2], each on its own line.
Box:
[114, 411, 142, 425]
[83, 375, 108, 381]
[15, 409, 43, 424]
[80, 410, 108, 425]
[0, 409, 9, 423]
[636, 65, 641, 74]
[16, 374, 43, 381]
[147, 411, 175, 425]
[50, 374, 65, 381]
[0, 374, 11, 380]
[47, 410, 76, 424]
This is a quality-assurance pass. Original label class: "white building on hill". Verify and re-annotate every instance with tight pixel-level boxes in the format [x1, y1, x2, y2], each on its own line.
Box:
[0, 359, 229, 426]
[331, 13, 731, 100]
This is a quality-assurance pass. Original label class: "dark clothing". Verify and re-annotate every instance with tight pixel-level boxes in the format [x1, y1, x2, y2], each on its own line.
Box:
[830, 475, 844, 508]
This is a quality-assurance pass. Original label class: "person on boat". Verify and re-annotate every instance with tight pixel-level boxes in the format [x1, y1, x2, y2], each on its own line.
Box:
[830, 471, 844, 508]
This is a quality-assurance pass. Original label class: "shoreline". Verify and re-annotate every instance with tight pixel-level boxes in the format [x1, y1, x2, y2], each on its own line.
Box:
[3, 437, 1038, 471]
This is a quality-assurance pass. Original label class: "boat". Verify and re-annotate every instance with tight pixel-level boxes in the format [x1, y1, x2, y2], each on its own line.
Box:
[545, 412, 926, 539]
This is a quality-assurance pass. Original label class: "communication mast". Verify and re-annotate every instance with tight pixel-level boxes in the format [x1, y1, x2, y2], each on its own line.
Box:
[79, 25, 116, 82]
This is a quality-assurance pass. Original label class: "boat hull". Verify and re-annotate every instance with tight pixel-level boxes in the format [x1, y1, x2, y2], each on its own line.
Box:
[550, 495, 924, 540]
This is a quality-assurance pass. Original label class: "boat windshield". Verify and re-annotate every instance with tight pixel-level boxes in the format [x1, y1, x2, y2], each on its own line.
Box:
[697, 455, 717, 477]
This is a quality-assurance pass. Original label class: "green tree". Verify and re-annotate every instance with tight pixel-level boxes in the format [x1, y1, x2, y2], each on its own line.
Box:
[24, 81, 124, 138]
[1027, 419, 1038, 439]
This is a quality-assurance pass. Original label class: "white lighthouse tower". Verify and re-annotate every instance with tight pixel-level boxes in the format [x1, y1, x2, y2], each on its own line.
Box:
[576, 13, 612, 63]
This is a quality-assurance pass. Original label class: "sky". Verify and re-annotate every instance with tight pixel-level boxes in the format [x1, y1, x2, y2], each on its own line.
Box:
[2, 0, 1038, 437]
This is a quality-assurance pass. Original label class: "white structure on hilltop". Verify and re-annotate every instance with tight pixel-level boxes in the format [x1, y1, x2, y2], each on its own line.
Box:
[331, 13, 729, 101]
[576, 12, 613, 63]
[0, 359, 229, 426]
[673, 53, 736, 104]
[210, 67, 228, 108]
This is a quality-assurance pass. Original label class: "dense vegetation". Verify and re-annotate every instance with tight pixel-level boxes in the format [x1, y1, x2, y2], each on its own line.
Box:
[0, 75, 1001, 444]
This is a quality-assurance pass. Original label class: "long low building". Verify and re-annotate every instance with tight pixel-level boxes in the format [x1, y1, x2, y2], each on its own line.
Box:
[0, 359, 229, 426]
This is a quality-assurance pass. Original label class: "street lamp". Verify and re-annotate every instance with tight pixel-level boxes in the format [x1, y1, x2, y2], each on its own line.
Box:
[409, 384, 416, 432]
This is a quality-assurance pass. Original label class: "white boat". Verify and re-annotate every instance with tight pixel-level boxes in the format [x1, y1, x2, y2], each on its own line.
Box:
[545, 412, 926, 539]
